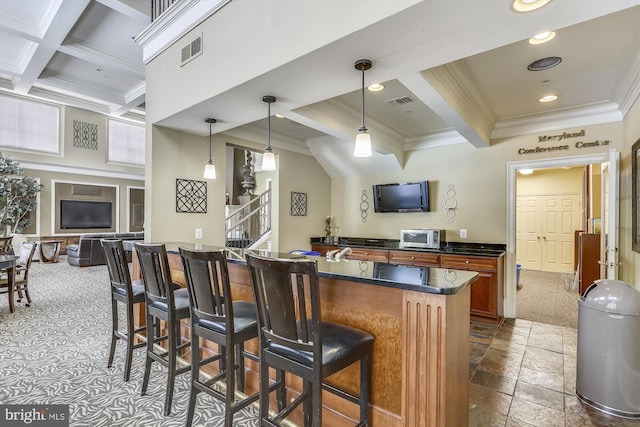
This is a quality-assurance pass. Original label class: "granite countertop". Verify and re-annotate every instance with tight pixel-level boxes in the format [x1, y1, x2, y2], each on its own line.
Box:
[310, 237, 506, 257]
[160, 242, 478, 295]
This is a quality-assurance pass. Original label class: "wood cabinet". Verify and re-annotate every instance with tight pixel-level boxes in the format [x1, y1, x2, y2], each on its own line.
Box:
[575, 232, 601, 295]
[311, 244, 389, 262]
[388, 250, 440, 267]
[345, 247, 389, 262]
[312, 244, 504, 326]
[440, 254, 504, 325]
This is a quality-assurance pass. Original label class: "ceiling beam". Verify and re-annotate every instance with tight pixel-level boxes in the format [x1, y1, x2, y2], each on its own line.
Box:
[13, 0, 90, 94]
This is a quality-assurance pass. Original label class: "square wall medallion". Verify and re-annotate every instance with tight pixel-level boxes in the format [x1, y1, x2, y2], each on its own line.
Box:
[176, 179, 207, 213]
[290, 191, 307, 216]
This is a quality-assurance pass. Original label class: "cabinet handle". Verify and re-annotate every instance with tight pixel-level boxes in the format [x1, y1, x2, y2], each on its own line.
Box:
[411, 256, 415, 259]
[465, 260, 470, 264]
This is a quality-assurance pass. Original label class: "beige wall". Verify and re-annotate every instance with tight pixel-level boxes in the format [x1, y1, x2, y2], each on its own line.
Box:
[5, 103, 143, 177]
[19, 168, 143, 237]
[2, 104, 144, 238]
[516, 167, 583, 196]
[331, 123, 623, 245]
[622, 95, 640, 286]
[146, 126, 331, 251]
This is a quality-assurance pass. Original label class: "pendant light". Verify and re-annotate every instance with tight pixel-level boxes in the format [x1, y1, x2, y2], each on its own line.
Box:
[354, 59, 372, 157]
[203, 118, 216, 179]
[261, 95, 277, 171]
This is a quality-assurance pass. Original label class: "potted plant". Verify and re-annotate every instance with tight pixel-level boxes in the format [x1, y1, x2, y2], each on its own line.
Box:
[0, 152, 43, 236]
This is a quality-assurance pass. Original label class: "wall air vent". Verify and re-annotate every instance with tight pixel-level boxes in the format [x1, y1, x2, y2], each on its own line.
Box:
[385, 96, 415, 106]
[180, 35, 202, 66]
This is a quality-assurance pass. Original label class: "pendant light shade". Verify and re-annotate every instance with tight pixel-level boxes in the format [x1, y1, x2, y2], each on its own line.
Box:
[354, 59, 372, 157]
[262, 95, 277, 171]
[203, 118, 216, 179]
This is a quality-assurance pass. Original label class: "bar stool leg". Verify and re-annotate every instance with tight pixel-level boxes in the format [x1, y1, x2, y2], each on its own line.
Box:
[108, 299, 119, 369]
[141, 314, 155, 397]
[123, 300, 135, 381]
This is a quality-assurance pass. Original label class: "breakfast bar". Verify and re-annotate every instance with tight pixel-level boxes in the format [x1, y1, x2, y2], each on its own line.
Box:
[133, 243, 479, 427]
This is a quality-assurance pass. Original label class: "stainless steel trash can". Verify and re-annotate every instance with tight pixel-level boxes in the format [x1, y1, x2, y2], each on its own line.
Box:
[576, 279, 640, 418]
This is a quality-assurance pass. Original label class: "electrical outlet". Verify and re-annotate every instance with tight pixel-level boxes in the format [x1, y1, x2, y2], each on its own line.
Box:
[460, 229, 467, 238]
[195, 228, 203, 239]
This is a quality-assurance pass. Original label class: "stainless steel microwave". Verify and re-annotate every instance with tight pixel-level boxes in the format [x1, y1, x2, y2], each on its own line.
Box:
[399, 229, 446, 249]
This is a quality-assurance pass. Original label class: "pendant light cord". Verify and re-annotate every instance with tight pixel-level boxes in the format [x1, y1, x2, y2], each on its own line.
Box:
[267, 101, 271, 149]
[208, 120, 212, 162]
[360, 66, 366, 132]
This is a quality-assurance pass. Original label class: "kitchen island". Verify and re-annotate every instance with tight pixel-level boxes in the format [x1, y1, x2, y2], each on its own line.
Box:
[311, 237, 506, 326]
[133, 243, 479, 427]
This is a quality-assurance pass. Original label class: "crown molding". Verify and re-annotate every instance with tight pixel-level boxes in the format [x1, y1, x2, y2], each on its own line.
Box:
[404, 129, 468, 151]
[19, 160, 144, 181]
[491, 102, 622, 139]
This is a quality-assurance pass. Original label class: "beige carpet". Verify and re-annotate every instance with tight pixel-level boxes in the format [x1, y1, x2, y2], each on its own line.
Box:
[516, 269, 579, 329]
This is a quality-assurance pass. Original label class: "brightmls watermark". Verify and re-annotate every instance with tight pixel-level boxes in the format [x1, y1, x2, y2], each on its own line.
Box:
[1, 405, 69, 426]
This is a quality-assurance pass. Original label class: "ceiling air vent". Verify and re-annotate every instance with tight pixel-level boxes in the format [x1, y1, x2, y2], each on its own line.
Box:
[385, 96, 415, 106]
[180, 35, 202, 66]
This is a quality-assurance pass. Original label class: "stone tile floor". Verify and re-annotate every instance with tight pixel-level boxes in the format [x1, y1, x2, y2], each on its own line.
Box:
[469, 319, 640, 427]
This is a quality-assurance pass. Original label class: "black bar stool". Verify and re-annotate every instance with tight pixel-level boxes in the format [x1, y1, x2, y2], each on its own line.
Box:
[179, 247, 261, 427]
[135, 243, 191, 416]
[245, 253, 374, 427]
[101, 239, 146, 382]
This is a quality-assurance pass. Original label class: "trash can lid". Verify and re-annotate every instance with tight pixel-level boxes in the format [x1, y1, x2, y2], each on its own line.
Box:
[581, 279, 640, 315]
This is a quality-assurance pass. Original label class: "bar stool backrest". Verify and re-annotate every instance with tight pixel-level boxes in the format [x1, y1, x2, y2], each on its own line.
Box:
[245, 253, 321, 359]
[134, 243, 175, 310]
[102, 239, 133, 293]
[179, 247, 233, 327]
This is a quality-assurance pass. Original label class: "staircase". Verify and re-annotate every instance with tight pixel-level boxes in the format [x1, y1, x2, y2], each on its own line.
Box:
[225, 189, 271, 250]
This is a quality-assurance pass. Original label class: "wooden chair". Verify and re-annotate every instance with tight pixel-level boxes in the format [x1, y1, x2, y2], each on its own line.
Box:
[1, 242, 37, 312]
[179, 247, 261, 427]
[0, 236, 13, 254]
[245, 253, 374, 427]
[135, 243, 191, 416]
[101, 239, 147, 382]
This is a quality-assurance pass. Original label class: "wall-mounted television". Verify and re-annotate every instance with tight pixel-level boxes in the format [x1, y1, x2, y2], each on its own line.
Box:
[373, 181, 430, 213]
[60, 200, 112, 229]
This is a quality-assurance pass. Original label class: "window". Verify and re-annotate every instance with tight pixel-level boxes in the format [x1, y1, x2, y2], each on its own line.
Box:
[0, 95, 60, 154]
[108, 119, 145, 166]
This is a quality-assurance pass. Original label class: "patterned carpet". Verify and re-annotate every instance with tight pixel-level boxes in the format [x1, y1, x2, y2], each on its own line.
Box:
[516, 269, 580, 329]
[0, 257, 259, 427]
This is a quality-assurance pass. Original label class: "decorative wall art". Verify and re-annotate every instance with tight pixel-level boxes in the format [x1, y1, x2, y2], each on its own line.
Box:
[72, 120, 98, 150]
[359, 190, 369, 223]
[290, 191, 307, 216]
[176, 178, 207, 213]
[444, 184, 457, 223]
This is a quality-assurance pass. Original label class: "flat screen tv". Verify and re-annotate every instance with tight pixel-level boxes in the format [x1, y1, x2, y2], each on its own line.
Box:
[373, 181, 430, 212]
[60, 200, 112, 229]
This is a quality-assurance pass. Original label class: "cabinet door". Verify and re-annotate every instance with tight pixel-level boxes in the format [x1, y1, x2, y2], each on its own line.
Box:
[469, 271, 496, 318]
[388, 250, 440, 267]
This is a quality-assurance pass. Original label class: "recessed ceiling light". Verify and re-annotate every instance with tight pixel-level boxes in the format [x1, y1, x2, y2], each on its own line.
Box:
[511, 0, 552, 13]
[539, 95, 558, 102]
[529, 31, 556, 44]
[519, 169, 534, 175]
[368, 83, 384, 92]
[274, 113, 285, 118]
[527, 56, 562, 71]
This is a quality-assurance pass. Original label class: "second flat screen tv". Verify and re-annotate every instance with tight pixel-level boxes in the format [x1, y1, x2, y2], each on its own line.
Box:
[60, 200, 112, 229]
[373, 181, 430, 213]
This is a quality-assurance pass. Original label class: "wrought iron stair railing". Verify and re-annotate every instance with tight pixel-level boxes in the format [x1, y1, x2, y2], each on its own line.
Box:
[225, 189, 271, 249]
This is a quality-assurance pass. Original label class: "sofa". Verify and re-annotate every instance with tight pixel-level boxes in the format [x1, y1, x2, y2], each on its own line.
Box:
[67, 232, 144, 267]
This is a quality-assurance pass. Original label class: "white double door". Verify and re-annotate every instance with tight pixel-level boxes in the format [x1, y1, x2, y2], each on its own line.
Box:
[516, 194, 582, 273]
